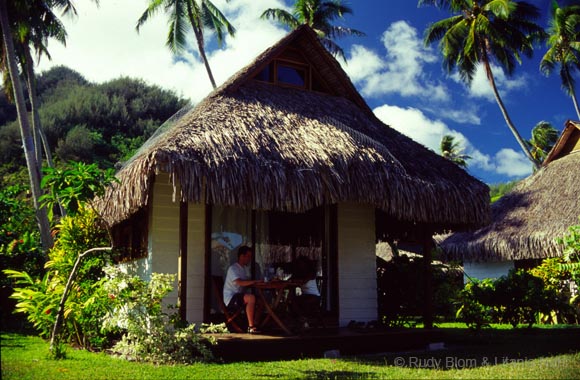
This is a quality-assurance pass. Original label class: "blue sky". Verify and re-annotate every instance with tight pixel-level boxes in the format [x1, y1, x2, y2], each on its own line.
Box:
[37, 0, 577, 185]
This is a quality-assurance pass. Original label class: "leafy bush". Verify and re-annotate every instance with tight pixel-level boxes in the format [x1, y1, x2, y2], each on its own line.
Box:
[558, 220, 580, 284]
[456, 269, 565, 329]
[377, 254, 463, 326]
[456, 279, 495, 330]
[493, 269, 558, 328]
[40, 162, 116, 220]
[530, 257, 577, 324]
[5, 207, 113, 349]
[556, 220, 580, 318]
[101, 267, 220, 364]
[0, 184, 44, 329]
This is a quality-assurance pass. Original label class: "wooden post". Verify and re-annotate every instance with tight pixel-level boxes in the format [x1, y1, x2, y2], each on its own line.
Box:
[422, 227, 434, 329]
[178, 200, 188, 322]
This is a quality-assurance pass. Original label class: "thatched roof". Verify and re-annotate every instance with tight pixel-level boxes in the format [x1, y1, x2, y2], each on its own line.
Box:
[439, 121, 580, 262]
[98, 25, 489, 229]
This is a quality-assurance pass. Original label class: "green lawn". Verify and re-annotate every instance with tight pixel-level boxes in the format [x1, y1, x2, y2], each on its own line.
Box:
[2, 329, 580, 379]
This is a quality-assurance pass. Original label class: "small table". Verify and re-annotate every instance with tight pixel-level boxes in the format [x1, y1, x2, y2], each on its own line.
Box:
[250, 280, 303, 335]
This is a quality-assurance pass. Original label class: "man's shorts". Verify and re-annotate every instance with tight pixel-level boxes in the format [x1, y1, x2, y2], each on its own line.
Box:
[227, 292, 245, 310]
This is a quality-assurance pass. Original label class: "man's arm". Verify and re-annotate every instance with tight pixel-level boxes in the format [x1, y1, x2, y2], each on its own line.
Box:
[234, 278, 257, 287]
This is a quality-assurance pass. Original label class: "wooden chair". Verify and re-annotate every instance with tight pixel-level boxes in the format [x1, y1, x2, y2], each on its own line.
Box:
[211, 275, 244, 333]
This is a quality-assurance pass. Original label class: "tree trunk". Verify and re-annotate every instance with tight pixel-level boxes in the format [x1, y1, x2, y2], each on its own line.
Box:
[24, 47, 55, 168]
[50, 247, 112, 355]
[483, 59, 540, 169]
[24, 48, 66, 217]
[0, 0, 53, 251]
[565, 66, 580, 120]
[185, 4, 217, 89]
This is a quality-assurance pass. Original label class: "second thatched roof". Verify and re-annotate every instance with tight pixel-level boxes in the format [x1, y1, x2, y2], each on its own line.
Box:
[98, 26, 489, 229]
[440, 122, 580, 262]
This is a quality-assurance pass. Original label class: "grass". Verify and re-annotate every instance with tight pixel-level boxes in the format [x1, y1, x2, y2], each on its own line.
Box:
[2, 327, 580, 379]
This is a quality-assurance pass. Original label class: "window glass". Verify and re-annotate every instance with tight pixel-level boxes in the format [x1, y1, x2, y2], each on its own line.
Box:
[211, 206, 252, 278]
[277, 64, 306, 87]
[254, 64, 272, 82]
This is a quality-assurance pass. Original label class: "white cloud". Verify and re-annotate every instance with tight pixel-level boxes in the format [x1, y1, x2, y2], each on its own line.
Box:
[36, 0, 288, 104]
[343, 21, 449, 101]
[373, 104, 451, 151]
[372, 104, 532, 178]
[343, 45, 385, 83]
[454, 64, 528, 101]
[494, 149, 533, 177]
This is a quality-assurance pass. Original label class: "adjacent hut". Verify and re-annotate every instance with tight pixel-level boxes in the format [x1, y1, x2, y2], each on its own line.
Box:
[440, 120, 580, 280]
[98, 25, 489, 328]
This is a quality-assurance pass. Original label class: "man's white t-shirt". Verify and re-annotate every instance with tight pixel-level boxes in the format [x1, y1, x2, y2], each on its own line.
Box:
[223, 262, 249, 306]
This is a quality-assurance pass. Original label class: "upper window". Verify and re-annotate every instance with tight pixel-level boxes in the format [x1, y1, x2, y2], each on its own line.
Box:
[277, 64, 307, 87]
[253, 50, 330, 94]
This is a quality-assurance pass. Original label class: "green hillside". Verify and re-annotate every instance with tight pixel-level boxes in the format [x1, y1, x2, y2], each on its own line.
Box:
[0, 66, 187, 186]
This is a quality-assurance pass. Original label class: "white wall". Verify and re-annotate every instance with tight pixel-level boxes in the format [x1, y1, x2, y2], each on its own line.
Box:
[118, 257, 150, 279]
[337, 203, 377, 326]
[463, 261, 514, 283]
[147, 173, 207, 323]
[149, 173, 180, 307]
[185, 203, 206, 323]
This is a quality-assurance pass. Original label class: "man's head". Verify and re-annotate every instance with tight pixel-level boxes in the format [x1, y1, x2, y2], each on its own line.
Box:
[237, 245, 253, 266]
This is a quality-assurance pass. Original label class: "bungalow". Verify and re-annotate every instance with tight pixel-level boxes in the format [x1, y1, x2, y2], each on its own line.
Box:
[98, 25, 489, 328]
[440, 120, 580, 281]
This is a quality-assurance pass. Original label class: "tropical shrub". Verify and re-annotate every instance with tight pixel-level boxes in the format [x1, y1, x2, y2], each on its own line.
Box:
[557, 220, 580, 319]
[493, 269, 559, 328]
[5, 207, 113, 349]
[558, 220, 580, 284]
[456, 278, 495, 330]
[40, 162, 117, 220]
[101, 267, 220, 364]
[530, 257, 577, 324]
[457, 269, 565, 329]
[377, 254, 463, 326]
[0, 184, 44, 329]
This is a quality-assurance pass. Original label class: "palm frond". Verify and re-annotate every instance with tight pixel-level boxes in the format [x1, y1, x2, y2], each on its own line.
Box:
[261, 8, 300, 30]
[136, 0, 165, 32]
[201, 0, 236, 47]
[320, 36, 346, 61]
[326, 25, 365, 39]
[166, 0, 189, 54]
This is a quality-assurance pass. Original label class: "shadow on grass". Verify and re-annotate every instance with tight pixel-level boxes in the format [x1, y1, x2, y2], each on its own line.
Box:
[301, 370, 379, 379]
[0, 334, 27, 348]
[345, 327, 580, 370]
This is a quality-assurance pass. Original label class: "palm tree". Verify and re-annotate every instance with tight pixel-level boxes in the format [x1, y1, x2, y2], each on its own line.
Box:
[527, 121, 559, 166]
[136, 0, 235, 89]
[8, 0, 68, 167]
[261, 0, 365, 61]
[0, 0, 52, 250]
[540, 0, 580, 119]
[440, 134, 471, 167]
[420, 0, 546, 170]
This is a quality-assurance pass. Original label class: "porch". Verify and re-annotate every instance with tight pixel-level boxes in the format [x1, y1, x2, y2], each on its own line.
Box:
[209, 327, 445, 362]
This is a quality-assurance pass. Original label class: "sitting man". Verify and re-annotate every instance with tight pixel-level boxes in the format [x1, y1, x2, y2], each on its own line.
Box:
[223, 245, 259, 333]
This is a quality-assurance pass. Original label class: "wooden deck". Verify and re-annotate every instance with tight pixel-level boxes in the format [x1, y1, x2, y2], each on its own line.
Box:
[210, 327, 445, 362]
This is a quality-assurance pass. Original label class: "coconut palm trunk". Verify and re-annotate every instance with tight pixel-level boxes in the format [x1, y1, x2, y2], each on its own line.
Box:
[0, 0, 53, 251]
[24, 49, 65, 217]
[186, 3, 216, 89]
[24, 47, 54, 167]
[483, 57, 540, 169]
[564, 66, 580, 119]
